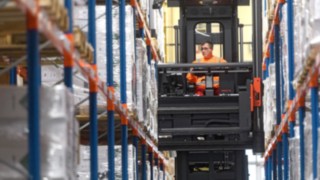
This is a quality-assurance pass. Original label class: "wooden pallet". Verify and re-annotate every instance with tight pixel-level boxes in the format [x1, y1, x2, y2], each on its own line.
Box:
[74, 26, 94, 63]
[294, 48, 318, 89]
[0, 28, 93, 63]
[0, 32, 61, 57]
[0, 57, 63, 67]
[0, 0, 69, 33]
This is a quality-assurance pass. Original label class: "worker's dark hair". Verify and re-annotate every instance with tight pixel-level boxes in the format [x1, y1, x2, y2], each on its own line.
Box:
[201, 41, 214, 49]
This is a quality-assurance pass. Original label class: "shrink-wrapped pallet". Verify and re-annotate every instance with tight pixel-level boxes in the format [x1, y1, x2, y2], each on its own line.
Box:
[78, 145, 137, 180]
[73, 5, 136, 110]
[0, 86, 78, 179]
[289, 127, 300, 180]
[134, 38, 149, 122]
[304, 112, 313, 180]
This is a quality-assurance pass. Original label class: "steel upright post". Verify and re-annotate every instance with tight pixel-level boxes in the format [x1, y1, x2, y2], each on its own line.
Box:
[26, 6, 41, 180]
[64, 0, 73, 89]
[106, 0, 115, 179]
[310, 72, 319, 179]
[9, 67, 17, 85]
[119, 0, 128, 179]
[148, 147, 154, 180]
[142, 140, 147, 180]
[274, 12, 283, 179]
[88, 0, 98, 179]
[287, 0, 296, 138]
[132, 129, 139, 180]
[298, 94, 305, 180]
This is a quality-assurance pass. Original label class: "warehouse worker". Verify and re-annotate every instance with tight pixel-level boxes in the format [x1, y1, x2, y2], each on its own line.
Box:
[187, 41, 227, 96]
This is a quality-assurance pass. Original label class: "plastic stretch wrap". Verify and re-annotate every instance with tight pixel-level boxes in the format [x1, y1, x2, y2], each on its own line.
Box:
[292, 0, 320, 86]
[41, 65, 63, 85]
[78, 145, 137, 180]
[304, 111, 313, 180]
[309, 0, 320, 39]
[292, 0, 306, 81]
[317, 127, 320, 179]
[134, 39, 158, 139]
[139, 0, 150, 23]
[289, 127, 300, 180]
[144, 63, 157, 138]
[146, 161, 151, 180]
[41, 65, 106, 108]
[157, 10, 165, 59]
[74, 5, 136, 110]
[41, 64, 87, 91]
[159, 170, 164, 180]
[73, 5, 159, 139]
[280, 4, 289, 102]
[134, 39, 148, 122]
[263, 64, 277, 141]
[144, 63, 151, 130]
[74, 0, 87, 6]
[149, 9, 165, 59]
[139, 0, 149, 11]
[149, 61, 158, 139]
[153, 166, 159, 180]
[77, 146, 108, 180]
[165, 172, 174, 180]
[262, 1, 269, 44]
[0, 86, 78, 180]
[263, 78, 273, 139]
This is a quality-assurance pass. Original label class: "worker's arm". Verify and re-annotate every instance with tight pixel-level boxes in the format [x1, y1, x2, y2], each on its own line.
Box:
[186, 71, 197, 83]
[220, 58, 227, 63]
[186, 61, 198, 83]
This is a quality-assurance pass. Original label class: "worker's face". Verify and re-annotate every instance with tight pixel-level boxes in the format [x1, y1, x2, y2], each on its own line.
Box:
[201, 43, 213, 59]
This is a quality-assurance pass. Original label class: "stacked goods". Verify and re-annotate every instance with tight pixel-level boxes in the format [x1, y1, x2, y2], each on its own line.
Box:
[0, 0, 69, 59]
[139, 0, 150, 24]
[289, 127, 300, 180]
[148, 61, 158, 139]
[293, 0, 307, 83]
[263, 63, 277, 141]
[318, 127, 320, 178]
[73, 5, 159, 140]
[292, 0, 320, 87]
[73, 5, 136, 110]
[41, 64, 106, 112]
[149, 8, 165, 60]
[309, 0, 320, 40]
[280, 4, 289, 103]
[134, 38, 158, 139]
[78, 145, 137, 180]
[304, 111, 313, 180]
[134, 38, 149, 123]
[146, 161, 151, 180]
[0, 86, 78, 179]
[153, 166, 159, 180]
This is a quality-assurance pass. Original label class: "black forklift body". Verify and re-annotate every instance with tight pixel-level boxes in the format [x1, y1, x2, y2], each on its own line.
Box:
[175, 150, 248, 180]
[157, 63, 254, 151]
[157, 0, 264, 179]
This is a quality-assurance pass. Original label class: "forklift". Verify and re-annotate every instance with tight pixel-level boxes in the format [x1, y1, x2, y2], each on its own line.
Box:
[157, 0, 264, 179]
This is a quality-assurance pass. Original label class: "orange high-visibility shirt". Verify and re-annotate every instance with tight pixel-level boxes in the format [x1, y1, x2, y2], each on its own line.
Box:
[186, 56, 227, 95]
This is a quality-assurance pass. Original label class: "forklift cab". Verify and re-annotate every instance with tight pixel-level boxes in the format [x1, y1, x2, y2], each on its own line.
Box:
[172, 0, 249, 63]
[157, 1, 265, 179]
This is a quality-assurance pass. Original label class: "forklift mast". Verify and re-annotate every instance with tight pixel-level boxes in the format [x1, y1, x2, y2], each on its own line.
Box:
[157, 0, 264, 179]
[177, 0, 240, 63]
